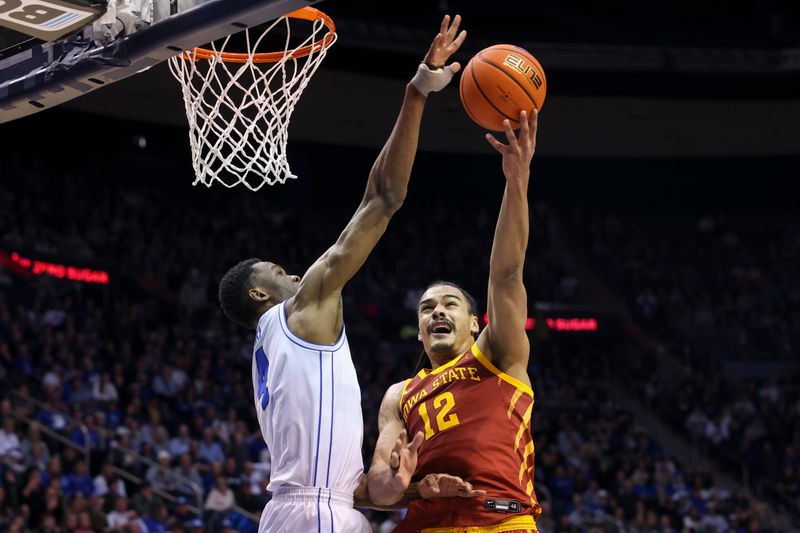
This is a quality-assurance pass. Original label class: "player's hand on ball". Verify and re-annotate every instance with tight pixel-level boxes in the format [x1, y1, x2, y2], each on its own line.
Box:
[388, 430, 424, 490]
[485, 109, 539, 182]
[424, 14, 467, 72]
[419, 474, 487, 499]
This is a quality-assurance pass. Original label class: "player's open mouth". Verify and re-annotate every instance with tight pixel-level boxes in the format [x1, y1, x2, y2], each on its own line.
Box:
[430, 320, 453, 335]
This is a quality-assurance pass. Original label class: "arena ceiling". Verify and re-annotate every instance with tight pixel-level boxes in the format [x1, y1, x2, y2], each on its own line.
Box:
[18, 1, 800, 157]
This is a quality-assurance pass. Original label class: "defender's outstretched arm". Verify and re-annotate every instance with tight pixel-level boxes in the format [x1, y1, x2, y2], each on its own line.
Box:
[287, 15, 466, 343]
[478, 109, 539, 378]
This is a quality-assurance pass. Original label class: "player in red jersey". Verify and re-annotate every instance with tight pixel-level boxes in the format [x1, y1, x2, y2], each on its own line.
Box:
[367, 108, 541, 532]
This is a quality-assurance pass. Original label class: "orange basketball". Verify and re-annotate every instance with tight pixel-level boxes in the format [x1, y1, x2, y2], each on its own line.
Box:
[459, 44, 547, 131]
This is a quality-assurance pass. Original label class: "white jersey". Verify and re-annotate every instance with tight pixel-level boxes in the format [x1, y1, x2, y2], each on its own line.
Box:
[252, 301, 365, 495]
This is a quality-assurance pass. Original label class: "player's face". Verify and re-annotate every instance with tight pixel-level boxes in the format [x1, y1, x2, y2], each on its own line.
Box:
[417, 285, 479, 359]
[251, 261, 300, 305]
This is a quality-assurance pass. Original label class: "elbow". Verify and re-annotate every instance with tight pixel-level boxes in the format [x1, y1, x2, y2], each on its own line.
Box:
[377, 187, 405, 214]
[366, 171, 407, 215]
[366, 192, 403, 218]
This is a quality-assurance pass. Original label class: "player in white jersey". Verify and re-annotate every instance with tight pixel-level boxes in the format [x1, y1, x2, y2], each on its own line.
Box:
[219, 15, 481, 532]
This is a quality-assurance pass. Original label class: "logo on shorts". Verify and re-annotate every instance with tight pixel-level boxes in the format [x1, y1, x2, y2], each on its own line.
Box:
[0, 0, 101, 41]
[484, 498, 522, 514]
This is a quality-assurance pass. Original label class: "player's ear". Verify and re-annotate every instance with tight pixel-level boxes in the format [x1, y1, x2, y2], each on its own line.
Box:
[417, 330, 423, 342]
[470, 315, 480, 337]
[249, 287, 271, 304]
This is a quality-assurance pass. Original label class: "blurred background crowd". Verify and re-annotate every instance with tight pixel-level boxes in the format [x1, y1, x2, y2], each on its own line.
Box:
[0, 130, 797, 533]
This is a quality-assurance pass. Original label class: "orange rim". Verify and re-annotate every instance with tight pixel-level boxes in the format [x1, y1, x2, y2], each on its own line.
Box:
[180, 7, 335, 64]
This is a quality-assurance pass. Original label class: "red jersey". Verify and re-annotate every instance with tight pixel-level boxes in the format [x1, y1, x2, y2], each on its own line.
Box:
[395, 343, 540, 532]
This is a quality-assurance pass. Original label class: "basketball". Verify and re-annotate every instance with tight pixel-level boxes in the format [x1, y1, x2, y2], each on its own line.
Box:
[459, 44, 547, 131]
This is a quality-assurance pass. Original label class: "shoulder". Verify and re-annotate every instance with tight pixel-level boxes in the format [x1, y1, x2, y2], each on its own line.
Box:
[474, 332, 533, 395]
[378, 381, 407, 429]
[283, 292, 344, 346]
[288, 254, 335, 310]
[383, 381, 407, 405]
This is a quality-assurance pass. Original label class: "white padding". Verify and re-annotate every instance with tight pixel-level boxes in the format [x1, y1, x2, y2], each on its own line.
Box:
[410, 62, 456, 96]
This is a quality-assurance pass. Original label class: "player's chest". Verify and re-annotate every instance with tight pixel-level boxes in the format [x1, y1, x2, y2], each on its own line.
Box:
[401, 365, 491, 439]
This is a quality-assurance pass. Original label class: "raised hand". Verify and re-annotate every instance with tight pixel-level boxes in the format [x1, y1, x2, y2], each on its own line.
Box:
[386, 430, 425, 493]
[485, 109, 539, 183]
[424, 14, 467, 72]
[419, 473, 487, 499]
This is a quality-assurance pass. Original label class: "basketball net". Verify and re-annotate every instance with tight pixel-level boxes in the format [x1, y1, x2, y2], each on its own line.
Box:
[168, 8, 336, 191]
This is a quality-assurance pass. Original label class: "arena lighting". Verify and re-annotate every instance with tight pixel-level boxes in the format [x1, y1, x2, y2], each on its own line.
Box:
[6, 251, 110, 285]
[483, 314, 598, 332]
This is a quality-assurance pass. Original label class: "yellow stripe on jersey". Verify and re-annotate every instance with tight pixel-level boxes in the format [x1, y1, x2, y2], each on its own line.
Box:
[421, 514, 538, 533]
[400, 378, 413, 399]
[507, 388, 524, 420]
[471, 343, 534, 397]
[518, 441, 534, 483]
[525, 479, 533, 497]
[514, 404, 533, 451]
[429, 352, 464, 375]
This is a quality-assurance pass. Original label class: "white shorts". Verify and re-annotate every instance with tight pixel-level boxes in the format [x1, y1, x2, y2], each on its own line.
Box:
[259, 487, 372, 533]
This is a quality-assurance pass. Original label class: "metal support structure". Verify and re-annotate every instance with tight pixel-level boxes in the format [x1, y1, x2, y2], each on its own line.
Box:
[0, 0, 323, 122]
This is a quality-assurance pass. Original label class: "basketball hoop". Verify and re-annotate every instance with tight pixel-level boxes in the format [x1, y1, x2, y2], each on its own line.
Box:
[168, 7, 336, 191]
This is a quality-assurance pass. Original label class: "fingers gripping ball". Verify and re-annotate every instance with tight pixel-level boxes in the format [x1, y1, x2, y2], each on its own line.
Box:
[459, 44, 546, 131]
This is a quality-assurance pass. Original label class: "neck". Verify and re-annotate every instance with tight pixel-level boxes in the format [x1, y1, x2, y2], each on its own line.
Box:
[427, 339, 474, 369]
[250, 301, 277, 329]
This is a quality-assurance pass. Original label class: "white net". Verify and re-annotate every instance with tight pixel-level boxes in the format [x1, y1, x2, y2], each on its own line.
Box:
[168, 10, 336, 191]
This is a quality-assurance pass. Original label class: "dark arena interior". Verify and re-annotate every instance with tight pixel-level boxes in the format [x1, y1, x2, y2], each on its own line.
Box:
[0, 1, 799, 532]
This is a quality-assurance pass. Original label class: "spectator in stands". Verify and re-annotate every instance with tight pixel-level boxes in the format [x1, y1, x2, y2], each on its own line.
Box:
[197, 427, 224, 464]
[699, 501, 728, 532]
[0, 417, 21, 461]
[20, 423, 49, 468]
[178, 269, 208, 318]
[62, 460, 93, 498]
[240, 461, 269, 511]
[186, 518, 204, 533]
[65, 377, 92, 406]
[152, 425, 171, 457]
[143, 502, 171, 532]
[173, 453, 204, 499]
[69, 414, 101, 451]
[146, 450, 176, 493]
[204, 476, 234, 513]
[106, 496, 133, 529]
[131, 481, 161, 520]
[153, 367, 179, 399]
[76, 511, 96, 533]
[94, 461, 114, 498]
[172, 496, 197, 524]
[169, 424, 192, 457]
[87, 494, 107, 530]
[93, 372, 119, 403]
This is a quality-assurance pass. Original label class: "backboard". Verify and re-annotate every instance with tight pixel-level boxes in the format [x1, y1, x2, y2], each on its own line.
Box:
[0, 0, 323, 123]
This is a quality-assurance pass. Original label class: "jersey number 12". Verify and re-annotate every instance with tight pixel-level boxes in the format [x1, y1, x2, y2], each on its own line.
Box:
[418, 392, 460, 439]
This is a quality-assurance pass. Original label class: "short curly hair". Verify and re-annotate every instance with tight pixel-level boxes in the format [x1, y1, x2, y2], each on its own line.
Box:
[422, 280, 479, 317]
[218, 258, 261, 328]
